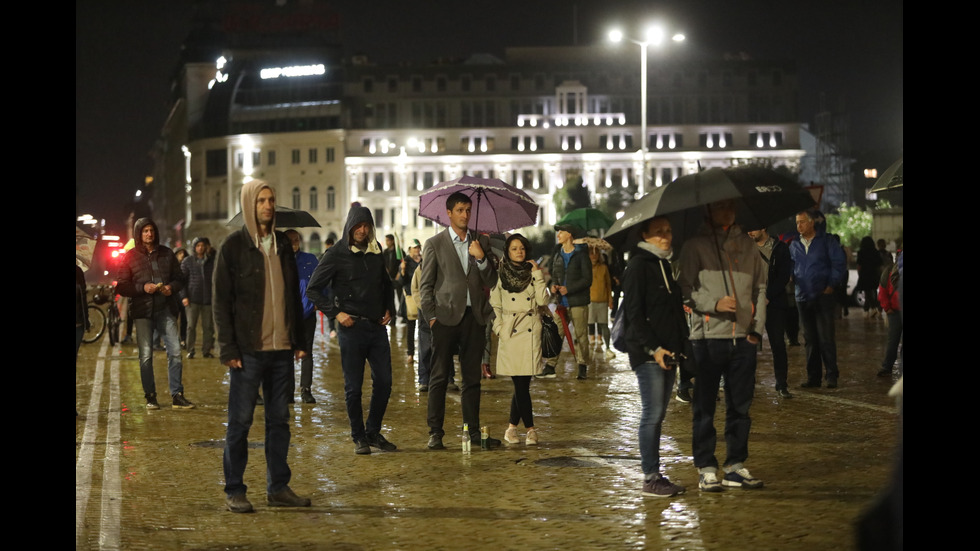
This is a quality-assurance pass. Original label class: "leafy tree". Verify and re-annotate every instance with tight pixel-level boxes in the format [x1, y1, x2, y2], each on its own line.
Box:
[825, 199, 891, 248]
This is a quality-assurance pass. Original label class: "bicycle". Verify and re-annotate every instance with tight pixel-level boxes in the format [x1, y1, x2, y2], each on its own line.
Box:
[83, 285, 121, 345]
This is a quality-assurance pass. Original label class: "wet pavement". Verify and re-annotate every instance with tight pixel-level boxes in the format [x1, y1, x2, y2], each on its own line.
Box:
[76, 313, 901, 550]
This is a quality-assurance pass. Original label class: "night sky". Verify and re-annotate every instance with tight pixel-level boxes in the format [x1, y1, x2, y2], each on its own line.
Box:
[76, 0, 903, 235]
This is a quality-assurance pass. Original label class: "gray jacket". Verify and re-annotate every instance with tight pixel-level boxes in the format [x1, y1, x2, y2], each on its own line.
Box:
[678, 224, 767, 340]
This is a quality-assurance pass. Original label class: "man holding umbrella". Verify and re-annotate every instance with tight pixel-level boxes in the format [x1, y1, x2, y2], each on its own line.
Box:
[419, 192, 500, 450]
[678, 199, 768, 492]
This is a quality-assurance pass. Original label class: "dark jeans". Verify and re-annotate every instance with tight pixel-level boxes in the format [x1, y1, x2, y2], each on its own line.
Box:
[635, 362, 676, 476]
[428, 309, 484, 438]
[223, 349, 293, 497]
[337, 320, 392, 441]
[297, 315, 316, 390]
[691, 338, 757, 470]
[185, 303, 213, 354]
[765, 303, 789, 390]
[799, 294, 839, 384]
[509, 376, 534, 428]
[406, 319, 417, 356]
[882, 312, 903, 374]
[786, 305, 800, 344]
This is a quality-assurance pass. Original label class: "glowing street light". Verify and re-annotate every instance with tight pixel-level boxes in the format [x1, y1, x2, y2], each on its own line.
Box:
[609, 25, 685, 196]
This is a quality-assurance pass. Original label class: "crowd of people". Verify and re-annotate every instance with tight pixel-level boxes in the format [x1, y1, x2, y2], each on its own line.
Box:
[78, 181, 902, 511]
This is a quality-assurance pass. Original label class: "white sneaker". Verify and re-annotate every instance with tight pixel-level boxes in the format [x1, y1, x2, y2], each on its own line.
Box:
[525, 428, 539, 445]
[604, 348, 616, 360]
[503, 426, 520, 444]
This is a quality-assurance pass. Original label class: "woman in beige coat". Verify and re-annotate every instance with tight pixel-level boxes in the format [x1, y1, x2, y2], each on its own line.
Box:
[491, 234, 549, 445]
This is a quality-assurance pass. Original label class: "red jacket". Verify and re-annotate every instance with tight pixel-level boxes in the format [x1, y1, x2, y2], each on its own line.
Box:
[877, 264, 900, 313]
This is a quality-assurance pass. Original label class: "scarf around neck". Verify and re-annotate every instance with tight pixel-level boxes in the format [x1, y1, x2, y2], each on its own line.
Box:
[499, 259, 534, 293]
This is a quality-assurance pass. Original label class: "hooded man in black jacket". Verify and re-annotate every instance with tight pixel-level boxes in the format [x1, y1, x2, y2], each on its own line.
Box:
[307, 206, 397, 455]
[116, 217, 194, 410]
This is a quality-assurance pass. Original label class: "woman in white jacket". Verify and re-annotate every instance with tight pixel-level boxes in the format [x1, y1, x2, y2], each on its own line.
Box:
[490, 234, 549, 445]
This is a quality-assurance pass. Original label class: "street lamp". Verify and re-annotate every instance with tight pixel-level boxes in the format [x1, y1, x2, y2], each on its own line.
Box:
[609, 26, 685, 197]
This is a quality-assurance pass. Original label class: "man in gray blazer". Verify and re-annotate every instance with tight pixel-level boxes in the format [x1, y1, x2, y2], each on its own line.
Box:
[419, 192, 500, 450]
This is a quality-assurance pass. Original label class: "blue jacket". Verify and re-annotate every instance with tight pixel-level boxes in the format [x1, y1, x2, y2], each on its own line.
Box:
[295, 250, 318, 319]
[789, 215, 846, 302]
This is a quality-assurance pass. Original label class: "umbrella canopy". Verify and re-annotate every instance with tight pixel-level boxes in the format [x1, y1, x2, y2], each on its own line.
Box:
[870, 156, 903, 192]
[418, 176, 539, 234]
[557, 208, 615, 233]
[574, 236, 613, 251]
[226, 205, 320, 228]
[605, 166, 814, 251]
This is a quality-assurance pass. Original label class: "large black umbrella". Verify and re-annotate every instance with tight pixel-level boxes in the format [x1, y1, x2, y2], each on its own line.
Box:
[870, 156, 903, 192]
[226, 205, 320, 228]
[606, 166, 814, 251]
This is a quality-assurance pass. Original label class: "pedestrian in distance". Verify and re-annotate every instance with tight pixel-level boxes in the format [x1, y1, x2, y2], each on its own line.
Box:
[491, 233, 549, 446]
[284, 229, 319, 404]
[116, 217, 194, 410]
[540, 223, 592, 380]
[213, 179, 311, 513]
[180, 237, 215, 359]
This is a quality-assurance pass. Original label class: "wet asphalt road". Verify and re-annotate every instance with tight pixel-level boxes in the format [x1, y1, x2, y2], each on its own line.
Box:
[76, 313, 901, 550]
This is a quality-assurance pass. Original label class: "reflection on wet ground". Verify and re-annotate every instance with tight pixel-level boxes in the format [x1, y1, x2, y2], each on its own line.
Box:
[77, 314, 900, 550]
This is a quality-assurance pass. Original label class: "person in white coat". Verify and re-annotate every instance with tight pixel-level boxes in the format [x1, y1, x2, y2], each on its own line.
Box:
[490, 234, 549, 445]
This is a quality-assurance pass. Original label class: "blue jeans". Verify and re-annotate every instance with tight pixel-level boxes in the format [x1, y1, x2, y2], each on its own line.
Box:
[223, 350, 293, 497]
[135, 311, 183, 396]
[337, 320, 393, 441]
[691, 338, 757, 470]
[635, 362, 676, 476]
[799, 294, 839, 384]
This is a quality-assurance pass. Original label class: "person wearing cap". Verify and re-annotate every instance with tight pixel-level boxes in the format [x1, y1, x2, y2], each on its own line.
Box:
[540, 223, 592, 380]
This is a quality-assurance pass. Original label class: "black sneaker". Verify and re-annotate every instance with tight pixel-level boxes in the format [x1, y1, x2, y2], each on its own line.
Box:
[186, 350, 195, 359]
[449, 383, 460, 392]
[145, 393, 160, 410]
[536, 365, 557, 379]
[826, 380, 838, 389]
[172, 392, 195, 409]
[300, 388, 316, 404]
[418, 384, 429, 392]
[800, 381, 821, 389]
[267, 487, 311, 507]
[366, 433, 397, 452]
[642, 476, 686, 497]
[470, 434, 502, 449]
[675, 388, 692, 403]
[354, 439, 371, 455]
[203, 352, 214, 359]
[577, 364, 587, 380]
[777, 388, 794, 399]
[427, 434, 445, 450]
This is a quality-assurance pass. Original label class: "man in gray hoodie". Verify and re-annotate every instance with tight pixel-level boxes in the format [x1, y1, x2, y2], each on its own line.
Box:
[678, 199, 768, 493]
[213, 179, 311, 513]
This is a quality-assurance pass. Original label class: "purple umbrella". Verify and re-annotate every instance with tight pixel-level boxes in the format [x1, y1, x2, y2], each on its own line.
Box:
[418, 176, 539, 233]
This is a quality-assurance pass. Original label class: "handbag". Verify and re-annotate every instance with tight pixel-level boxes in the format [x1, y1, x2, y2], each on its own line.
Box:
[610, 306, 628, 353]
[540, 309, 562, 358]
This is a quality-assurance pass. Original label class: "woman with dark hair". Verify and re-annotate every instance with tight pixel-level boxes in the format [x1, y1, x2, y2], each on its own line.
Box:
[623, 216, 688, 497]
[856, 236, 882, 317]
[490, 233, 549, 445]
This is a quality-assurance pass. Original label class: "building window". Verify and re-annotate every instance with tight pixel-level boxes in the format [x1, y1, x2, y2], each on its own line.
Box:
[374, 208, 384, 227]
[749, 131, 783, 148]
[412, 76, 422, 92]
[326, 147, 335, 163]
[461, 74, 471, 92]
[267, 150, 276, 166]
[291, 149, 300, 164]
[327, 186, 336, 211]
[309, 233, 322, 256]
[308, 148, 317, 163]
[292, 187, 301, 209]
[206, 149, 227, 177]
[388, 77, 398, 92]
[510, 74, 520, 91]
[436, 76, 447, 92]
[252, 151, 261, 167]
[363, 77, 374, 93]
[485, 75, 496, 91]
[235, 151, 244, 168]
[309, 186, 318, 211]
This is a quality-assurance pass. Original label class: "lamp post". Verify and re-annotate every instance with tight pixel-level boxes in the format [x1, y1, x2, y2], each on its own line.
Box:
[609, 26, 685, 197]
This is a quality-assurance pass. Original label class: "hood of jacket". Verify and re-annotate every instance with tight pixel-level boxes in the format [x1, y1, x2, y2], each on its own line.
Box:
[240, 179, 277, 252]
[133, 217, 160, 254]
[338, 206, 381, 254]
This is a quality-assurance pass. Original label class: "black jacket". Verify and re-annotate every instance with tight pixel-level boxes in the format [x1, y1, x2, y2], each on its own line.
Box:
[307, 206, 394, 322]
[180, 249, 216, 305]
[116, 218, 183, 319]
[550, 244, 592, 307]
[762, 238, 792, 309]
[212, 225, 304, 363]
[623, 245, 688, 368]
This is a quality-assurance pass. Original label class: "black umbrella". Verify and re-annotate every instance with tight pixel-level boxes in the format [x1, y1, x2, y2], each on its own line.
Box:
[226, 205, 320, 228]
[605, 166, 814, 251]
